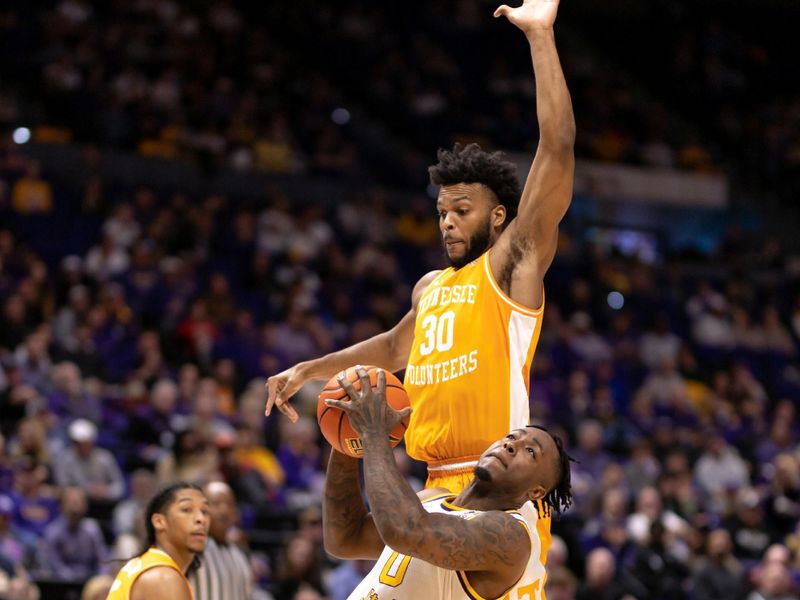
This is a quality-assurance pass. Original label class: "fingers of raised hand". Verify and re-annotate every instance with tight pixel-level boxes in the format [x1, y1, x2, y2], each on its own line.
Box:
[265, 377, 281, 415]
[337, 372, 360, 402]
[355, 365, 372, 395]
[494, 4, 512, 18]
[276, 400, 299, 422]
[324, 397, 352, 413]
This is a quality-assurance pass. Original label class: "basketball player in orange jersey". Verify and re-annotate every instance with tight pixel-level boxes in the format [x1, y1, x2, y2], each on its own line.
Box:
[324, 367, 573, 600]
[267, 0, 574, 495]
[107, 483, 210, 600]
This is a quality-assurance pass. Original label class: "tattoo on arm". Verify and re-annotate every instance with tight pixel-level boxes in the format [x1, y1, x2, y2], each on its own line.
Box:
[323, 450, 378, 556]
[361, 436, 530, 573]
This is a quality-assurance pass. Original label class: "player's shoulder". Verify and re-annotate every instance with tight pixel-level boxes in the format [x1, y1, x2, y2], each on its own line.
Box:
[411, 270, 443, 307]
[415, 270, 443, 290]
[132, 565, 188, 598]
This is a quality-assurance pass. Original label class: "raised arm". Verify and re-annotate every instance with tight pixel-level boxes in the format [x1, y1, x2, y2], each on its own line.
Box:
[490, 0, 575, 309]
[327, 369, 530, 594]
[265, 270, 440, 420]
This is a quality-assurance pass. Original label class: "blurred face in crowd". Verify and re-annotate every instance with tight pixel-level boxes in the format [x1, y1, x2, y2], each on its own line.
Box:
[62, 487, 88, 525]
[707, 529, 732, 559]
[204, 481, 237, 543]
[437, 183, 505, 269]
[585, 548, 615, 589]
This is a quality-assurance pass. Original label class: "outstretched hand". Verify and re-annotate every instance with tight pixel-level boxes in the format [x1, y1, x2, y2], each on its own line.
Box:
[494, 0, 560, 33]
[324, 366, 412, 440]
[265, 367, 301, 422]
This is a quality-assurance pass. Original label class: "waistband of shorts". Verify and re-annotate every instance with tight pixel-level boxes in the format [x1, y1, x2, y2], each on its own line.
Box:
[426, 455, 481, 474]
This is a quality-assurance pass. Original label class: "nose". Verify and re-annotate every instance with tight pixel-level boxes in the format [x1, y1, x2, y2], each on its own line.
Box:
[503, 441, 516, 455]
[441, 212, 455, 231]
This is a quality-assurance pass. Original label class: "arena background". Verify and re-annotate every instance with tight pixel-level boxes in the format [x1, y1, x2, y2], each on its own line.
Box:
[0, 0, 799, 598]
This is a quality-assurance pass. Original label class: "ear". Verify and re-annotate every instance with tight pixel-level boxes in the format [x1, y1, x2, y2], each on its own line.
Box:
[527, 485, 546, 502]
[491, 204, 507, 228]
[152, 513, 167, 534]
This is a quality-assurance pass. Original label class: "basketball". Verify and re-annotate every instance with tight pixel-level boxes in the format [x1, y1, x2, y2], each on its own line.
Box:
[317, 366, 410, 458]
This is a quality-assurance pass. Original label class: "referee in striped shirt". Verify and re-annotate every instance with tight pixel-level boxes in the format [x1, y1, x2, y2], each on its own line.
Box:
[189, 481, 255, 600]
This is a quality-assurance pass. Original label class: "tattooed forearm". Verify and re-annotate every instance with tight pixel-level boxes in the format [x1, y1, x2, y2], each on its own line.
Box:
[323, 449, 382, 558]
[360, 433, 530, 572]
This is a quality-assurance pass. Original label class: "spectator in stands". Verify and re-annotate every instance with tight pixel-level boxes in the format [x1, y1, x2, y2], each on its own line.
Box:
[155, 427, 221, 487]
[8, 417, 52, 468]
[54, 419, 125, 503]
[725, 488, 775, 564]
[639, 313, 682, 370]
[8, 457, 58, 539]
[746, 561, 796, 600]
[627, 521, 690, 600]
[0, 494, 31, 570]
[694, 434, 750, 513]
[545, 566, 579, 600]
[10, 161, 53, 214]
[575, 547, 641, 600]
[229, 425, 284, 505]
[126, 379, 180, 469]
[39, 487, 107, 581]
[690, 529, 745, 600]
[84, 233, 130, 282]
[112, 469, 156, 536]
[47, 361, 101, 425]
[273, 534, 327, 600]
[764, 454, 800, 536]
[277, 418, 323, 510]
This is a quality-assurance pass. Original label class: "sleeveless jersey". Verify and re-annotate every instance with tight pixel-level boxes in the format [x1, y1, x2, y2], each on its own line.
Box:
[108, 547, 193, 600]
[347, 494, 536, 600]
[404, 250, 544, 464]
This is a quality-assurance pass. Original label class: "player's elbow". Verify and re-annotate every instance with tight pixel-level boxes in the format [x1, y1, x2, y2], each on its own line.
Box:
[323, 533, 355, 559]
[375, 523, 413, 556]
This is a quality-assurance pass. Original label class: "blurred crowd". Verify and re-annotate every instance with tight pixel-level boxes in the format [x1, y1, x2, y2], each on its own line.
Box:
[0, 1, 799, 599]
[3, 0, 796, 189]
[1, 133, 800, 599]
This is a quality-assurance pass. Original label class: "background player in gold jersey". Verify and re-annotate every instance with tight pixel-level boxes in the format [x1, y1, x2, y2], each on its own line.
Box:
[266, 0, 574, 495]
[107, 483, 209, 600]
[323, 367, 573, 600]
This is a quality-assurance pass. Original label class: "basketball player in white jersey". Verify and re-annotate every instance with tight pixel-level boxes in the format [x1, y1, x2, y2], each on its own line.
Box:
[323, 367, 573, 600]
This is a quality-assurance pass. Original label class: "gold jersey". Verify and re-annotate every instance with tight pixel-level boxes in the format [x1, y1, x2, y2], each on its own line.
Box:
[404, 250, 544, 466]
[107, 547, 193, 600]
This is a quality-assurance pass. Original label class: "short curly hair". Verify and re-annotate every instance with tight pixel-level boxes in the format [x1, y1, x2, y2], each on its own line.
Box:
[428, 143, 521, 223]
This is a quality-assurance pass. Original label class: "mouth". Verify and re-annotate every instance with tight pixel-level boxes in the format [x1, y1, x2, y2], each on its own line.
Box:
[190, 532, 208, 541]
[486, 452, 508, 468]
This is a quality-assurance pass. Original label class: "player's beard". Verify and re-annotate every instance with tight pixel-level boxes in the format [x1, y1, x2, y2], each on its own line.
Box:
[445, 219, 492, 270]
[474, 466, 492, 482]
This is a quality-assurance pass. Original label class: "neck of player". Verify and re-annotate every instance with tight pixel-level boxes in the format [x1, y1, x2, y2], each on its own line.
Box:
[158, 540, 194, 573]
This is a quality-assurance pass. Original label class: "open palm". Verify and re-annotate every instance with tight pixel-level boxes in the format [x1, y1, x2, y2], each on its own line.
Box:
[494, 0, 560, 33]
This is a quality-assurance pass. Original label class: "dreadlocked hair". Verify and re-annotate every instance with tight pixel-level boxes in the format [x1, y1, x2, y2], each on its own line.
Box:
[529, 426, 575, 517]
[428, 143, 521, 223]
[140, 482, 204, 575]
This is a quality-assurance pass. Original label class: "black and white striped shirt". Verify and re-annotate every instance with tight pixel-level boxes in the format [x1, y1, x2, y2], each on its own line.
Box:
[190, 537, 253, 600]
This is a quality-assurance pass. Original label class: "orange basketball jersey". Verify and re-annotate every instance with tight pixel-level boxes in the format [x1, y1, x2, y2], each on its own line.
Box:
[404, 250, 544, 465]
[107, 547, 193, 600]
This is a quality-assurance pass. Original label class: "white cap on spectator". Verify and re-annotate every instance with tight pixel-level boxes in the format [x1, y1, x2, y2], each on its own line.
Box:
[69, 419, 97, 443]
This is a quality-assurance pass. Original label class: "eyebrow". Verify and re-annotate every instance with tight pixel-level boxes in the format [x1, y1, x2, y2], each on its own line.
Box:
[176, 496, 209, 505]
[437, 195, 471, 207]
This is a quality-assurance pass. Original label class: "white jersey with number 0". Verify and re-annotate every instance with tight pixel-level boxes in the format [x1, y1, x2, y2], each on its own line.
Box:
[346, 494, 548, 600]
